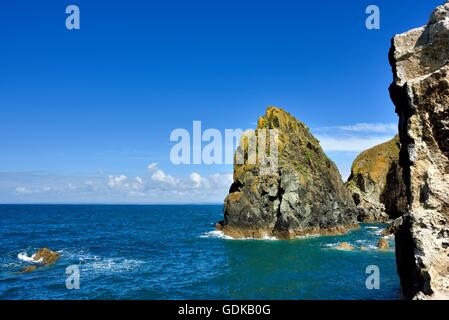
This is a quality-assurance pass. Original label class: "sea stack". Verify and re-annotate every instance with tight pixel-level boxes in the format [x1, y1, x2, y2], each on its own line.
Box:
[389, 1, 449, 299]
[220, 107, 358, 239]
[346, 136, 407, 222]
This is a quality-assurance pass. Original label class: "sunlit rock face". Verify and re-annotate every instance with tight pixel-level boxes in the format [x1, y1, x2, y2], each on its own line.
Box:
[389, 1, 449, 299]
[220, 107, 357, 240]
[346, 136, 407, 223]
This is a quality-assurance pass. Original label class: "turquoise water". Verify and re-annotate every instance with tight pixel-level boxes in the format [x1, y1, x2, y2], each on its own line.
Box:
[0, 205, 400, 299]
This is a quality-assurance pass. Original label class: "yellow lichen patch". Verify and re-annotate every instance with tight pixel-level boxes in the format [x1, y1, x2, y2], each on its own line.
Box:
[226, 192, 242, 202]
[349, 135, 400, 188]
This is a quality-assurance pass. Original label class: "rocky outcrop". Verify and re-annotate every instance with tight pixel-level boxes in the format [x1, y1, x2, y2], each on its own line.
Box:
[381, 216, 404, 236]
[220, 107, 358, 239]
[346, 136, 407, 222]
[20, 248, 60, 273]
[389, 1, 449, 299]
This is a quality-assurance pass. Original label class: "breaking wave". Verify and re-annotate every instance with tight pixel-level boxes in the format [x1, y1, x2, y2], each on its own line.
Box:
[200, 230, 278, 241]
[17, 252, 43, 265]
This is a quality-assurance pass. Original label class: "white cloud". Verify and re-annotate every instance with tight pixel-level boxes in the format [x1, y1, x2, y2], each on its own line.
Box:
[316, 135, 394, 152]
[151, 170, 177, 186]
[336, 123, 397, 133]
[315, 122, 397, 134]
[208, 173, 233, 188]
[190, 172, 203, 188]
[107, 175, 128, 188]
[4, 170, 234, 204]
[147, 162, 158, 171]
[16, 187, 32, 194]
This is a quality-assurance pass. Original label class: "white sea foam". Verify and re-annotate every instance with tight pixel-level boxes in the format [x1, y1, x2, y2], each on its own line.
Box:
[324, 243, 339, 248]
[324, 242, 379, 251]
[295, 234, 320, 240]
[260, 234, 279, 241]
[200, 230, 279, 241]
[17, 252, 43, 265]
[86, 257, 144, 272]
[57, 249, 143, 273]
[200, 230, 234, 240]
[365, 226, 380, 230]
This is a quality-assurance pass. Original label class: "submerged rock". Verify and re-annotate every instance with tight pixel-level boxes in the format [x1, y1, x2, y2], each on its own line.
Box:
[389, 1, 449, 299]
[346, 136, 407, 222]
[335, 242, 355, 251]
[378, 238, 389, 250]
[221, 107, 358, 239]
[20, 248, 60, 273]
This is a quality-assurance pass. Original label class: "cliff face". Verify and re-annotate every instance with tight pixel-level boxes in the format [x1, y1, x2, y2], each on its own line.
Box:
[221, 107, 358, 239]
[346, 136, 407, 222]
[389, 1, 449, 299]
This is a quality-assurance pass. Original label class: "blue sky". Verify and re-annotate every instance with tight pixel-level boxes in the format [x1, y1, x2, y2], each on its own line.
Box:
[0, 0, 443, 203]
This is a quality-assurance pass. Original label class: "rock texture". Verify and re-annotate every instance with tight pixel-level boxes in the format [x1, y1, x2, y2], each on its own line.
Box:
[221, 107, 358, 239]
[389, 1, 449, 299]
[20, 248, 60, 273]
[378, 238, 389, 251]
[336, 242, 355, 251]
[346, 136, 407, 222]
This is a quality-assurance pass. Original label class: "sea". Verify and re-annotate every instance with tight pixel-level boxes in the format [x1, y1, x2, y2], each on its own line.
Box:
[0, 204, 401, 300]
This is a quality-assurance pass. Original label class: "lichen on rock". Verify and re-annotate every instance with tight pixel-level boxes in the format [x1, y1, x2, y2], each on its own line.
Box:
[389, 1, 449, 299]
[19, 248, 60, 273]
[220, 106, 358, 239]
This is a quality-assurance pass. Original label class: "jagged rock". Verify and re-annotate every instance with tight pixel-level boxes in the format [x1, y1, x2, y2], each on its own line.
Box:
[335, 242, 355, 251]
[381, 216, 404, 236]
[389, 1, 449, 299]
[378, 238, 389, 250]
[215, 221, 224, 231]
[346, 136, 407, 222]
[221, 107, 358, 239]
[20, 248, 60, 273]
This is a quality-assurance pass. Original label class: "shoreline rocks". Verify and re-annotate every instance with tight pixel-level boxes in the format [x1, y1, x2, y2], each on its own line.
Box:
[389, 1, 449, 299]
[221, 107, 358, 239]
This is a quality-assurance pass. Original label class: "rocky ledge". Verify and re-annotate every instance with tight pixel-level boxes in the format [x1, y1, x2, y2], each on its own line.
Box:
[389, 1, 449, 299]
[346, 136, 407, 222]
[20, 248, 60, 273]
[220, 107, 358, 239]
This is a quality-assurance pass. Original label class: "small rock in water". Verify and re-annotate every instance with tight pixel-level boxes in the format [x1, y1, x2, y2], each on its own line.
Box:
[378, 238, 389, 250]
[215, 221, 224, 231]
[19, 248, 60, 273]
[336, 242, 355, 251]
